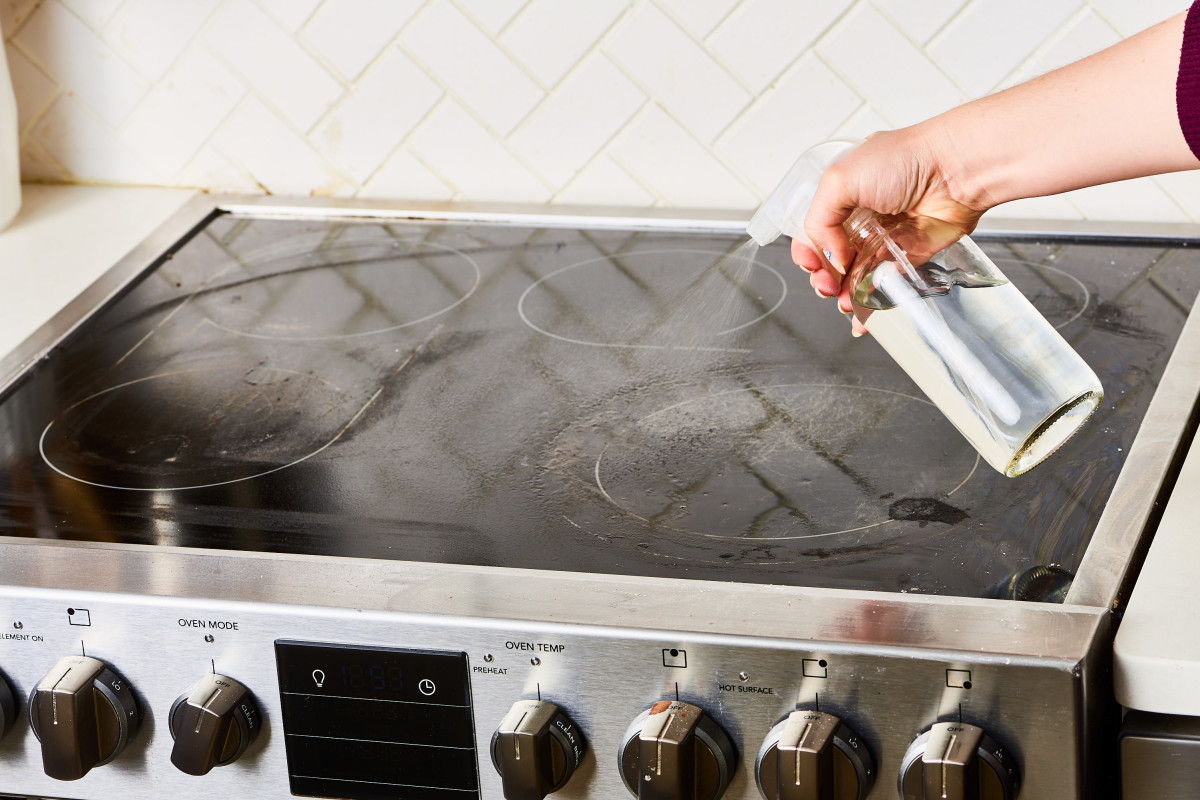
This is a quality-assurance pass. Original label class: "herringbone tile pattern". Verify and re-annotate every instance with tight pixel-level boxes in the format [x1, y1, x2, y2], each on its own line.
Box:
[0, 0, 1194, 220]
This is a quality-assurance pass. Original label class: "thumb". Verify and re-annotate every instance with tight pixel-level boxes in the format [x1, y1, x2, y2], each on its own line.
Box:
[803, 176, 857, 276]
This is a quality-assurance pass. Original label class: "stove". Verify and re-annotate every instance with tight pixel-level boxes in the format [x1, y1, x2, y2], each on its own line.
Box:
[0, 197, 1198, 800]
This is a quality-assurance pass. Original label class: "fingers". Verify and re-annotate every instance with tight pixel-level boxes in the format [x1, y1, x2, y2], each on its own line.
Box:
[790, 238, 844, 299]
[790, 237, 824, 273]
[790, 236, 866, 337]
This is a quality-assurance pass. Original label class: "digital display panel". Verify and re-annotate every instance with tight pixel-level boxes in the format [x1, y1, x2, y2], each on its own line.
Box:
[275, 641, 479, 800]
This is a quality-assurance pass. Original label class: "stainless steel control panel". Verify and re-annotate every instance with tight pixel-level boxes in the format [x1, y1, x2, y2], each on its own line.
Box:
[0, 586, 1081, 799]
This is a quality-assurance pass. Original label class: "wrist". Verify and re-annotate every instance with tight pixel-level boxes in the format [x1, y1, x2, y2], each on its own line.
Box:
[908, 114, 1003, 214]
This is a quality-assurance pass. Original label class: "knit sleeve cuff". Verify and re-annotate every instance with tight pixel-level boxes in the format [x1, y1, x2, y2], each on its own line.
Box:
[1177, 1, 1200, 159]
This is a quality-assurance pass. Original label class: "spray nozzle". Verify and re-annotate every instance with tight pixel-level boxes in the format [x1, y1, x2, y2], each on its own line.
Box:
[746, 138, 862, 247]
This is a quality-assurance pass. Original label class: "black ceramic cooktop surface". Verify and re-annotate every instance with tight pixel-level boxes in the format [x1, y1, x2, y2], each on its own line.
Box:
[1, 214, 1196, 599]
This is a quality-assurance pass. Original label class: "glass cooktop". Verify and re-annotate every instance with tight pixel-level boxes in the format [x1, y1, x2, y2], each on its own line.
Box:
[1, 214, 1197, 600]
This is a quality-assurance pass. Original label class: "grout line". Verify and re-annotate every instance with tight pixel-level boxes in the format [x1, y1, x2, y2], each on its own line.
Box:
[355, 91, 455, 196]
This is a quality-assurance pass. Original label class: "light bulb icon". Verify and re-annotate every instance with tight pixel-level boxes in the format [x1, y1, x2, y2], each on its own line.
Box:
[312, 669, 325, 688]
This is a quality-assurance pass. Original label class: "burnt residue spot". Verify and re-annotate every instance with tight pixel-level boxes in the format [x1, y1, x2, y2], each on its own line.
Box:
[888, 497, 968, 526]
[1090, 299, 1157, 340]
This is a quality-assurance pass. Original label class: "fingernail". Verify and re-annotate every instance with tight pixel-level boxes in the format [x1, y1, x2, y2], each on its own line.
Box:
[822, 248, 846, 275]
[851, 327, 863, 338]
[814, 286, 834, 299]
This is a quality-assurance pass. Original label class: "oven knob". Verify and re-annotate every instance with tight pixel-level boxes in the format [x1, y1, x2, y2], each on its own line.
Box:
[619, 700, 737, 800]
[490, 699, 586, 799]
[28, 656, 141, 781]
[168, 673, 262, 775]
[0, 670, 16, 740]
[898, 721, 1020, 800]
[755, 710, 875, 800]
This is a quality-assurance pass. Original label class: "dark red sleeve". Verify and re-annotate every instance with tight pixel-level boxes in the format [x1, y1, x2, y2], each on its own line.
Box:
[1178, 1, 1200, 159]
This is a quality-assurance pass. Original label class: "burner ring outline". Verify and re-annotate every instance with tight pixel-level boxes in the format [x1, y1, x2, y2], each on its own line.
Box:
[39, 367, 359, 492]
[592, 382, 980, 541]
[517, 248, 788, 352]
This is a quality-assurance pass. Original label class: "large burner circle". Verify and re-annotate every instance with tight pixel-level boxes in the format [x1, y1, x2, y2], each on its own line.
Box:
[197, 239, 480, 340]
[593, 383, 978, 543]
[518, 248, 787, 350]
[40, 365, 354, 491]
[994, 258, 1091, 328]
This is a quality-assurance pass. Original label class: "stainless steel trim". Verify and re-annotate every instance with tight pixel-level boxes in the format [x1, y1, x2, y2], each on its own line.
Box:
[213, 194, 756, 233]
[0, 193, 221, 399]
[0, 538, 1105, 662]
[1065, 300, 1200, 609]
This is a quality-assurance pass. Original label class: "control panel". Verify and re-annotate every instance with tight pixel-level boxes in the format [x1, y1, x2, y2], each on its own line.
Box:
[0, 588, 1080, 798]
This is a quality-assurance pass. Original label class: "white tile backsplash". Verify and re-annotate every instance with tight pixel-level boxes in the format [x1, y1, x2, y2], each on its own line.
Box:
[16, 0, 147, 127]
[720, 54, 862, 193]
[58, 0, 121, 31]
[403, 1, 543, 136]
[2, 0, 1199, 224]
[33, 93, 154, 182]
[1033, 9, 1122, 74]
[314, 47, 441, 183]
[253, 0, 323, 33]
[500, 0, 628, 88]
[610, 104, 757, 208]
[872, 0, 967, 46]
[1066, 178, 1192, 223]
[406, 99, 551, 202]
[0, 1, 39, 38]
[1088, 0, 1188, 36]
[928, 0, 1082, 96]
[454, 0, 527, 36]
[303, 0, 421, 81]
[986, 193, 1086, 221]
[5, 44, 54, 136]
[556, 153, 655, 206]
[510, 53, 644, 188]
[358, 148, 455, 200]
[821, 5, 968, 128]
[120, 48, 244, 179]
[203, 0, 342, 131]
[212, 97, 352, 196]
[109, 0, 220, 82]
[654, 0, 738, 39]
[605, 3, 750, 143]
[709, 0, 854, 93]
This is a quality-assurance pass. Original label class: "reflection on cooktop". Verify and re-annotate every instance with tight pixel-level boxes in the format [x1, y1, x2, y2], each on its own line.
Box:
[517, 247, 786, 351]
[592, 384, 978, 542]
[0, 215, 1196, 599]
[195, 237, 480, 340]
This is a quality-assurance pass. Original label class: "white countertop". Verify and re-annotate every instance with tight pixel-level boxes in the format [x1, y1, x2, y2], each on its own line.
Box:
[0, 184, 195, 359]
[1115, 432, 1200, 715]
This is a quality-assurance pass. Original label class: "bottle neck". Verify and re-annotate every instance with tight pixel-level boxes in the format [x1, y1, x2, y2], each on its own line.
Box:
[843, 207, 889, 253]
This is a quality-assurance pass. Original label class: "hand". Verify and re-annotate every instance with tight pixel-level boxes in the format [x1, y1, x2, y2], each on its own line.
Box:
[793, 127, 987, 333]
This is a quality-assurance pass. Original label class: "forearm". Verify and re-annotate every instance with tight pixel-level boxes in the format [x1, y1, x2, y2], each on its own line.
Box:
[926, 10, 1197, 210]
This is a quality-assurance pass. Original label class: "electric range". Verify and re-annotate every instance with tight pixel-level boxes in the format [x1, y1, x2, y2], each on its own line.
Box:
[0, 196, 1198, 800]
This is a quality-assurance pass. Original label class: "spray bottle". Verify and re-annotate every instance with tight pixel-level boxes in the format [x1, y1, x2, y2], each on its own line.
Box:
[748, 140, 1102, 477]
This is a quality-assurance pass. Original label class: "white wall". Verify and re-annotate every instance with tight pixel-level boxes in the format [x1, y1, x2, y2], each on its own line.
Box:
[1, 0, 1195, 221]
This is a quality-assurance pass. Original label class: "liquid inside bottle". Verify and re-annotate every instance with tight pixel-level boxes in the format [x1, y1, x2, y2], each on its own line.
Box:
[863, 280, 1102, 476]
[847, 210, 1102, 476]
